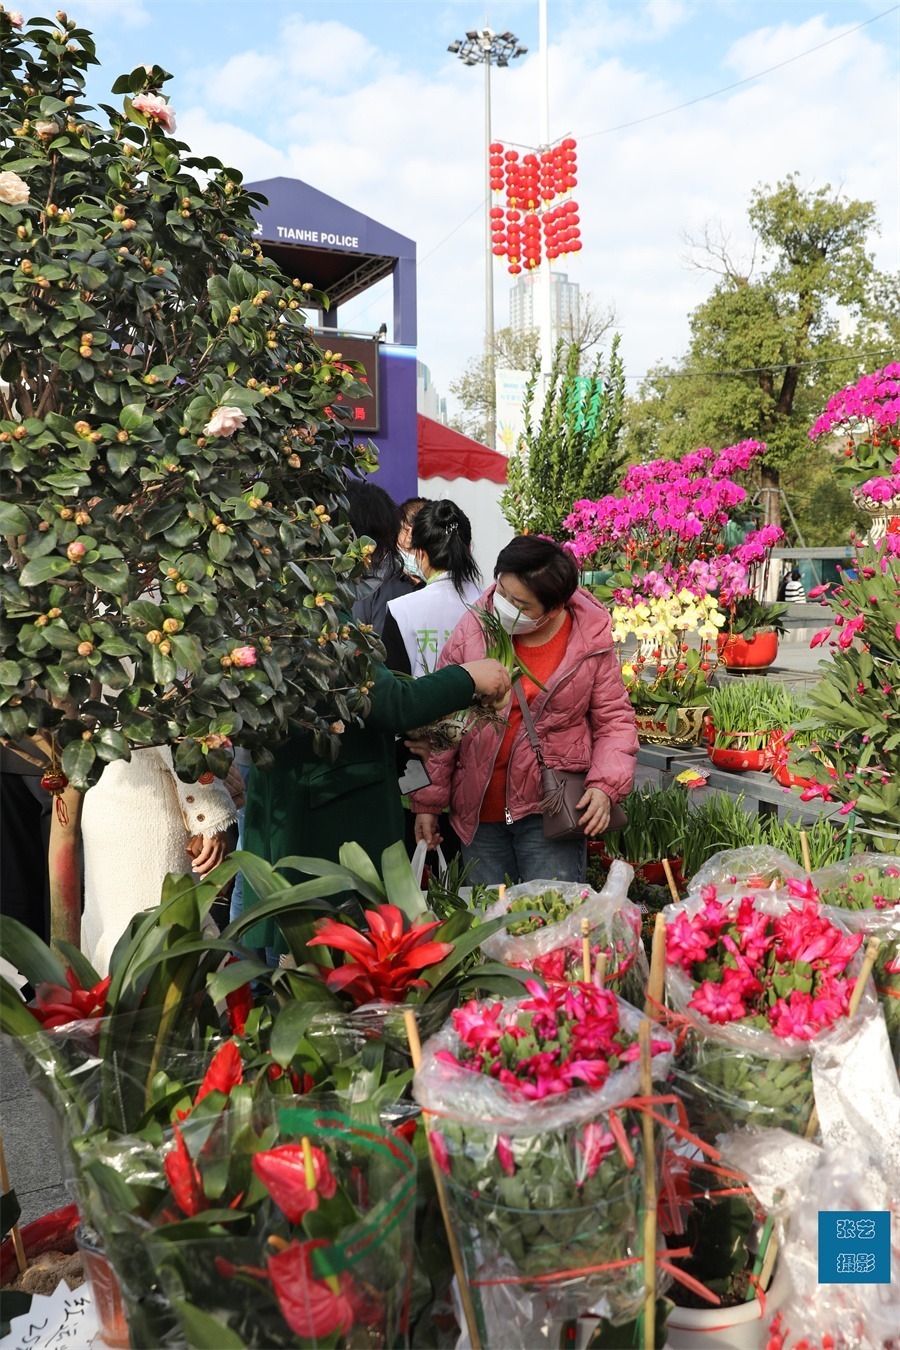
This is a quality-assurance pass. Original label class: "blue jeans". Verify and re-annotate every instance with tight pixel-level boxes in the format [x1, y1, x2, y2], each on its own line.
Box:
[461, 813, 587, 887]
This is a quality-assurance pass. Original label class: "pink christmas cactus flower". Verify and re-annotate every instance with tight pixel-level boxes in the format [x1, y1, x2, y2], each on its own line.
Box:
[734, 897, 775, 963]
[689, 967, 760, 1024]
[666, 912, 715, 969]
[496, 1136, 516, 1177]
[773, 899, 862, 972]
[577, 1122, 616, 1180]
[430, 1131, 451, 1176]
[768, 991, 821, 1040]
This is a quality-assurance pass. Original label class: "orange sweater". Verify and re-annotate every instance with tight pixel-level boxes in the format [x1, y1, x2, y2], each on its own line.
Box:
[480, 613, 573, 823]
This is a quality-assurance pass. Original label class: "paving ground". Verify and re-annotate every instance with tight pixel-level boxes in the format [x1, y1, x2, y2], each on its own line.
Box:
[0, 641, 825, 1229]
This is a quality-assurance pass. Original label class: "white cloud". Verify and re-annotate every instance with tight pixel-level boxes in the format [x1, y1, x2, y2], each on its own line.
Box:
[73, 0, 149, 29]
[175, 8, 899, 423]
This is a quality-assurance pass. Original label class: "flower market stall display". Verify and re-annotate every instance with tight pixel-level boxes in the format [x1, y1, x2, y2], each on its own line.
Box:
[564, 440, 785, 742]
[622, 648, 714, 747]
[793, 536, 900, 847]
[413, 982, 674, 1344]
[812, 854, 900, 1063]
[808, 361, 900, 542]
[662, 880, 880, 1140]
[704, 680, 797, 773]
[0, 19, 383, 943]
[478, 863, 648, 1005]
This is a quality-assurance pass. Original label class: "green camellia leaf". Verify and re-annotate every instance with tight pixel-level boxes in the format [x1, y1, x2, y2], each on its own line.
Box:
[17, 556, 72, 587]
[61, 737, 97, 788]
[0, 503, 30, 534]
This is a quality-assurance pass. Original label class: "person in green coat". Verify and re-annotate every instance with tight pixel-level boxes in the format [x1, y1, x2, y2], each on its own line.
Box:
[240, 655, 510, 952]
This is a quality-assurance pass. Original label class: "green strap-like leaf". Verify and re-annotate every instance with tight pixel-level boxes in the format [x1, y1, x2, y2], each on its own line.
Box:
[169, 1303, 246, 1349]
[380, 840, 426, 920]
[0, 916, 67, 987]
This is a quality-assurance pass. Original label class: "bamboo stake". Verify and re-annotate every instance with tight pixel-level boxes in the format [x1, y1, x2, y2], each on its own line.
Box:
[644, 913, 667, 1017]
[581, 917, 591, 982]
[799, 830, 812, 875]
[497, 883, 506, 907]
[759, 935, 882, 1293]
[403, 1010, 482, 1350]
[639, 1021, 657, 1350]
[661, 857, 680, 904]
[594, 950, 608, 986]
[0, 1128, 27, 1274]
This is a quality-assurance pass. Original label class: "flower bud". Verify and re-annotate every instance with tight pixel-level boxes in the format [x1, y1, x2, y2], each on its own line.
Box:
[35, 614, 50, 627]
[158, 640, 171, 655]
[66, 541, 85, 562]
[162, 617, 180, 633]
[176, 581, 189, 594]
[74, 511, 91, 525]
[146, 629, 162, 644]
[77, 641, 93, 656]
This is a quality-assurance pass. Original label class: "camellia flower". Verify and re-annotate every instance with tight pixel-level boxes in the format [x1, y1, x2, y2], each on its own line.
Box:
[230, 644, 257, 667]
[0, 169, 29, 204]
[164, 1123, 207, 1217]
[131, 92, 177, 133]
[203, 404, 247, 438]
[252, 1143, 337, 1222]
[267, 1239, 355, 1340]
[31, 968, 111, 1028]
[5, 11, 24, 26]
[308, 904, 453, 1005]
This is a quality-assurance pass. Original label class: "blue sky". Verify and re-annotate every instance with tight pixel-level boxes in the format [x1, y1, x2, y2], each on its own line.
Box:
[64, 1, 900, 406]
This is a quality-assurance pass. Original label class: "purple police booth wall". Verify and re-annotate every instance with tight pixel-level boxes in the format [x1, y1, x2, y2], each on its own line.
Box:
[360, 346, 417, 504]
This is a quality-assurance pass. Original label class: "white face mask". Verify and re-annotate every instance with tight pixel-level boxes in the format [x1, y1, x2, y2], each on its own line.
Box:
[493, 591, 549, 634]
[400, 549, 425, 581]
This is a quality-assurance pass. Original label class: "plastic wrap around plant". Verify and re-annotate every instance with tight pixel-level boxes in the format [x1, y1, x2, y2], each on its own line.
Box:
[478, 863, 647, 1005]
[665, 889, 880, 1139]
[687, 846, 807, 895]
[811, 854, 900, 1065]
[413, 989, 673, 1327]
[80, 1100, 418, 1349]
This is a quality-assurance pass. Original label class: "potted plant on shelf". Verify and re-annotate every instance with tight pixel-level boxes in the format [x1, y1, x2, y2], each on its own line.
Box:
[602, 782, 692, 890]
[717, 596, 788, 671]
[704, 680, 795, 773]
[623, 648, 715, 747]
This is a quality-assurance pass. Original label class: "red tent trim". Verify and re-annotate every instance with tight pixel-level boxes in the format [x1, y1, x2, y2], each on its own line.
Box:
[417, 414, 508, 484]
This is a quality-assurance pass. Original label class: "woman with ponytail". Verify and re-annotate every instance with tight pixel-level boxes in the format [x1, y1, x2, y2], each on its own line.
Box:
[383, 499, 482, 676]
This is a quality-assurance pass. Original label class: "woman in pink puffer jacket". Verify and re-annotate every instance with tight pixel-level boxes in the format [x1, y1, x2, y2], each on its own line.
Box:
[411, 536, 638, 885]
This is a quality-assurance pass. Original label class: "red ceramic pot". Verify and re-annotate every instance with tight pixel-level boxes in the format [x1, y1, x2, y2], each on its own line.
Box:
[0, 1204, 79, 1285]
[717, 630, 779, 671]
[636, 858, 684, 889]
[706, 723, 781, 773]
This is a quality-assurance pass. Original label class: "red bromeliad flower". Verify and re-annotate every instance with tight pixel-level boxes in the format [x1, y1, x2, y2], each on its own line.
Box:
[306, 903, 453, 1006]
[252, 1143, 337, 1222]
[224, 967, 253, 1036]
[31, 969, 110, 1028]
[164, 1123, 207, 1217]
[194, 1040, 243, 1106]
[267, 1240, 355, 1340]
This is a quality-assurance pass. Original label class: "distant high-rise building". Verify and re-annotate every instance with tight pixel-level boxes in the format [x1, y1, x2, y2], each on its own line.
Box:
[509, 272, 581, 340]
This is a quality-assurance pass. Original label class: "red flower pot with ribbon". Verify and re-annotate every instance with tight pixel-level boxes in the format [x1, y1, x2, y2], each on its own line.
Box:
[716, 629, 780, 671]
[705, 721, 783, 773]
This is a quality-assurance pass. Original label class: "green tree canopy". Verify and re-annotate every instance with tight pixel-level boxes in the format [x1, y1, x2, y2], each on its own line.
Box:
[623, 175, 899, 541]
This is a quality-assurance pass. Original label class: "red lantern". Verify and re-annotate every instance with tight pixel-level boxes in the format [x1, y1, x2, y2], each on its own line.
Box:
[489, 141, 504, 154]
[490, 206, 504, 218]
[504, 149, 518, 161]
[562, 137, 576, 150]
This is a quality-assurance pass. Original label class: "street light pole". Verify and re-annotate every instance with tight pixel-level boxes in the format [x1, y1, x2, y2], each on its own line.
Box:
[448, 28, 527, 451]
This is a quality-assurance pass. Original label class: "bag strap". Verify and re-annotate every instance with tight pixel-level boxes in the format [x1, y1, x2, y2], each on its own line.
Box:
[514, 681, 548, 770]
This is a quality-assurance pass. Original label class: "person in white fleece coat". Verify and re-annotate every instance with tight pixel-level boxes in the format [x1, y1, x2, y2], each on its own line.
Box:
[80, 745, 237, 974]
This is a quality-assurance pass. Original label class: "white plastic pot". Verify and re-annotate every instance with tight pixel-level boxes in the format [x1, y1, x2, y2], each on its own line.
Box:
[664, 1264, 788, 1350]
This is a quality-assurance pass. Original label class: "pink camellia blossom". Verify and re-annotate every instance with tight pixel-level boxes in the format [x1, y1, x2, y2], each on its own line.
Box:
[231, 645, 257, 667]
[203, 405, 247, 438]
[6, 10, 23, 26]
[496, 1136, 516, 1177]
[0, 169, 29, 204]
[131, 92, 177, 132]
[66, 541, 86, 562]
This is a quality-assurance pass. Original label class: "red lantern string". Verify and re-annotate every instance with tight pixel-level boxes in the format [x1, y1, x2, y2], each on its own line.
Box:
[489, 136, 581, 265]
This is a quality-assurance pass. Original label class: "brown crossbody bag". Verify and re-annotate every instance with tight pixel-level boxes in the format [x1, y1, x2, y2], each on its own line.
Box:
[514, 682, 627, 842]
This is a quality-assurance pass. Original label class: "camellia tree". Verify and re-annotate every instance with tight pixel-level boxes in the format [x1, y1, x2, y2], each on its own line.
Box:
[0, 11, 381, 937]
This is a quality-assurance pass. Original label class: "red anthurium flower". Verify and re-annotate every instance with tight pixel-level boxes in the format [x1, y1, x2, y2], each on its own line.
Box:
[224, 963, 253, 1036]
[252, 1143, 337, 1222]
[31, 968, 111, 1028]
[268, 1240, 355, 1340]
[164, 1123, 207, 1217]
[307, 903, 453, 1006]
[194, 1040, 243, 1106]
